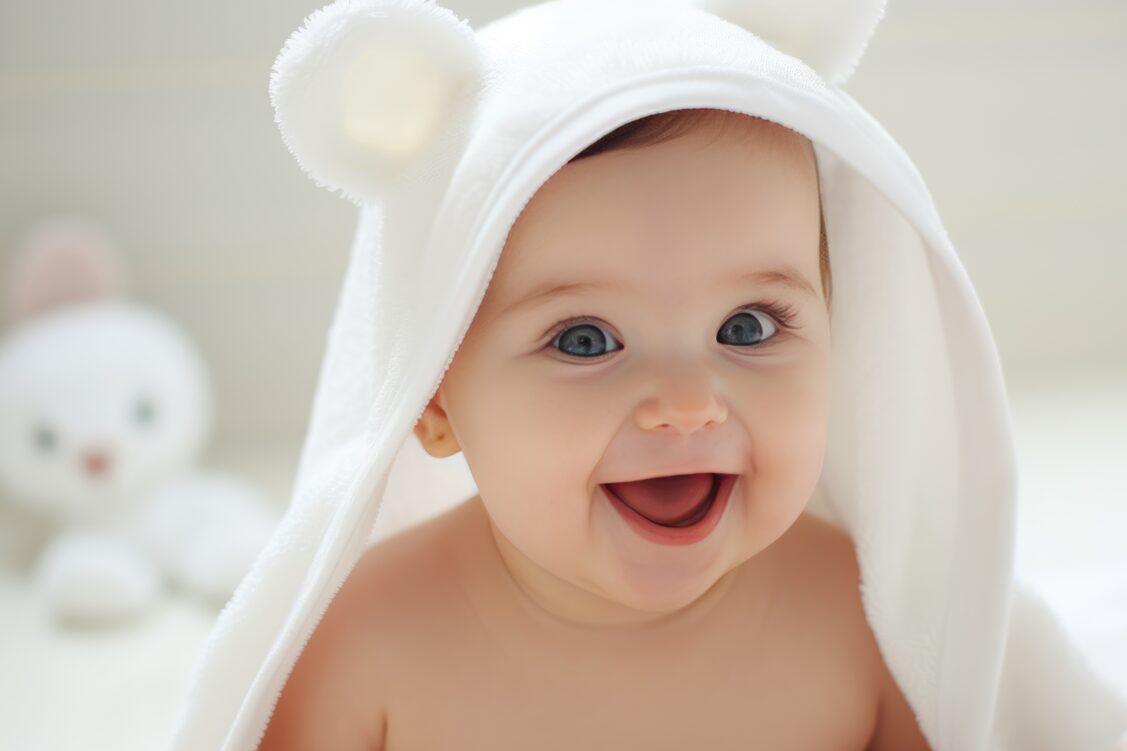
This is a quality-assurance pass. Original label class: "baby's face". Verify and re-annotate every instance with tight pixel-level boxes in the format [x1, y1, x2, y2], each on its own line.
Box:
[418, 114, 831, 625]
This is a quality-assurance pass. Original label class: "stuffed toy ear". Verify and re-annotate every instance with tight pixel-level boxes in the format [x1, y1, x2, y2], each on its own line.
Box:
[269, 0, 484, 205]
[3, 216, 127, 327]
[692, 0, 887, 86]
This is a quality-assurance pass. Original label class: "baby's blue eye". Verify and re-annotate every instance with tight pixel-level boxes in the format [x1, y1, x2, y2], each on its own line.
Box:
[553, 322, 622, 358]
[549, 308, 785, 360]
[717, 310, 777, 346]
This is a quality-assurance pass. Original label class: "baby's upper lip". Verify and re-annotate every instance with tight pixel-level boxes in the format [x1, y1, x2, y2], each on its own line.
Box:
[602, 468, 740, 484]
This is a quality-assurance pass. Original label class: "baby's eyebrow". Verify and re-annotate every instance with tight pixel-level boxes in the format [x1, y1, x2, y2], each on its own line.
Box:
[501, 266, 818, 317]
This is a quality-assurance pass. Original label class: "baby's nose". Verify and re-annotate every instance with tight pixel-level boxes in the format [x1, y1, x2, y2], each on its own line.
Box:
[635, 366, 728, 434]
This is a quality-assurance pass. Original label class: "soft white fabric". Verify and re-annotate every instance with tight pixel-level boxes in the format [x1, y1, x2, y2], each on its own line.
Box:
[0, 572, 215, 751]
[170, 1, 1127, 749]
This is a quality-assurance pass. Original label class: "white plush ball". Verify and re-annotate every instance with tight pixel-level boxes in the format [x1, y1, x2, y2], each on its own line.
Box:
[270, 0, 484, 205]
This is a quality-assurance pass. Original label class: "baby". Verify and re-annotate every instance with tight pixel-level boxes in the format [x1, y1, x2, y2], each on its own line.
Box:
[259, 108, 932, 750]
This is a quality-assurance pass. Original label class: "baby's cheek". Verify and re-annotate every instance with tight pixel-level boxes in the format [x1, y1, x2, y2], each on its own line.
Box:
[739, 368, 830, 501]
[506, 370, 615, 441]
[471, 371, 603, 497]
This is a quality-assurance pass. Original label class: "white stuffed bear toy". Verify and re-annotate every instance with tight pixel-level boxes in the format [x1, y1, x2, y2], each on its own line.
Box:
[0, 216, 278, 625]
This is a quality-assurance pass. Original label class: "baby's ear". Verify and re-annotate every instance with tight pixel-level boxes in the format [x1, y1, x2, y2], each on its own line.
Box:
[269, 0, 485, 206]
[692, 0, 887, 86]
[413, 390, 461, 458]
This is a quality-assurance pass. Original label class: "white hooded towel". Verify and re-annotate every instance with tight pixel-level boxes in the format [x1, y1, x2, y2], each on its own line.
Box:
[171, 1, 1127, 749]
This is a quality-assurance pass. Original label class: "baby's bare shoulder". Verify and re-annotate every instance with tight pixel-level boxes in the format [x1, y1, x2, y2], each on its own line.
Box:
[259, 510, 464, 751]
[779, 512, 869, 618]
[333, 501, 479, 673]
[767, 513, 883, 677]
[777, 513, 933, 750]
[742, 515, 878, 735]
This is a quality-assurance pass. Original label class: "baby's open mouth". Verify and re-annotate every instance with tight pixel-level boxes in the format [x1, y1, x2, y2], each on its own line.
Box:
[602, 472, 722, 528]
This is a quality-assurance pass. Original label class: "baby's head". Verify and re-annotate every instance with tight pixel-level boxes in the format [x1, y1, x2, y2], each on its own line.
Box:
[415, 108, 832, 624]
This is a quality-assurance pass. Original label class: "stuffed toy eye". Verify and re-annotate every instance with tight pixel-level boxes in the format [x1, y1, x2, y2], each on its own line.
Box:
[132, 395, 157, 427]
[31, 423, 58, 453]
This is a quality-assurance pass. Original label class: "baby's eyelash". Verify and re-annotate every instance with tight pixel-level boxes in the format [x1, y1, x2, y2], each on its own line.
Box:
[540, 299, 802, 346]
[752, 299, 800, 330]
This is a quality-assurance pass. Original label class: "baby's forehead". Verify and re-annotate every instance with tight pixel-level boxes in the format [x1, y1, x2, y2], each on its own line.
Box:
[529, 122, 812, 219]
[479, 110, 824, 313]
[513, 125, 816, 238]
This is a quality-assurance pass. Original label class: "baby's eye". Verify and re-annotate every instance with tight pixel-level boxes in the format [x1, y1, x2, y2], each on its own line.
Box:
[551, 320, 622, 359]
[717, 309, 778, 346]
[548, 302, 797, 361]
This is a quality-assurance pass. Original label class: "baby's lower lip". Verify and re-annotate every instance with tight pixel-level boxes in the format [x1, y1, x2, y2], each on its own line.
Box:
[600, 474, 737, 547]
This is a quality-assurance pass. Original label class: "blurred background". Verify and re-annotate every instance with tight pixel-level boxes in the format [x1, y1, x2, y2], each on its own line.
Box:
[1, 0, 1124, 748]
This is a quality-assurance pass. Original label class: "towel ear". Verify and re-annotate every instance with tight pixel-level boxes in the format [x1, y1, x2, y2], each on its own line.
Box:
[269, 0, 484, 205]
[692, 0, 887, 86]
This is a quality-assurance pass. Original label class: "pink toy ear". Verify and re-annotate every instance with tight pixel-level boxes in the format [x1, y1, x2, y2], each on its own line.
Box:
[3, 216, 128, 326]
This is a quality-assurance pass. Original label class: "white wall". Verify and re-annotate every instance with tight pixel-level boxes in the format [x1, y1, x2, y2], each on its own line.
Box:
[847, 0, 1127, 381]
[2, 0, 1124, 463]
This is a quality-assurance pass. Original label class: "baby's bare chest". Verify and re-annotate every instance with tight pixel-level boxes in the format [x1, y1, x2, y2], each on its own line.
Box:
[379, 603, 877, 751]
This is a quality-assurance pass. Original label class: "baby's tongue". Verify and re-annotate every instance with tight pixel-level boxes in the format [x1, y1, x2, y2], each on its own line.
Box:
[605, 473, 715, 527]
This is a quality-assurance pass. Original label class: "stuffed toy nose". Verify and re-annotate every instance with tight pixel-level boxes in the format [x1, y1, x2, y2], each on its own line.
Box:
[81, 449, 112, 477]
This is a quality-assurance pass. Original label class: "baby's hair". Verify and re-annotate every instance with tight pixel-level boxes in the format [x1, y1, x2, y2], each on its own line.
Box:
[567, 108, 832, 308]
